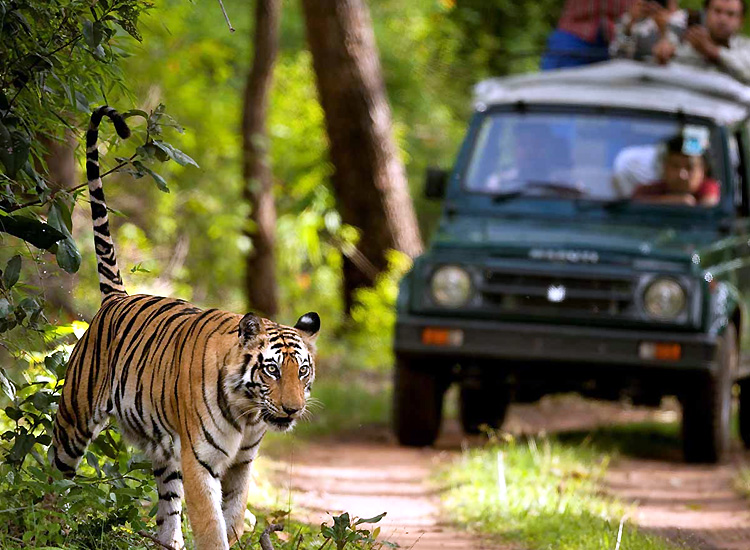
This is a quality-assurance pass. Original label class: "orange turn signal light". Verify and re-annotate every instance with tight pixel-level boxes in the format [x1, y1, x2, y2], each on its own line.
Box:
[422, 327, 464, 347]
[639, 342, 681, 361]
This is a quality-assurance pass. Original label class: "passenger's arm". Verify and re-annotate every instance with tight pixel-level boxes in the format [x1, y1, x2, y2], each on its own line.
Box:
[716, 46, 750, 85]
[610, 14, 637, 59]
[635, 194, 697, 206]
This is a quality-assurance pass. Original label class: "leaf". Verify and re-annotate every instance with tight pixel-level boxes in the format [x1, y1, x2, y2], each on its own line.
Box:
[0, 123, 31, 178]
[31, 391, 52, 412]
[56, 239, 82, 274]
[0, 370, 15, 401]
[354, 512, 387, 526]
[44, 351, 67, 379]
[123, 109, 149, 120]
[4, 406, 22, 421]
[133, 160, 169, 192]
[151, 140, 199, 167]
[48, 203, 81, 273]
[82, 20, 104, 49]
[3, 255, 21, 289]
[129, 262, 151, 274]
[0, 215, 67, 250]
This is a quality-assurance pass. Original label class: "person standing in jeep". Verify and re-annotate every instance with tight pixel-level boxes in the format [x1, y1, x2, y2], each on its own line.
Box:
[541, 0, 635, 70]
[653, 0, 750, 83]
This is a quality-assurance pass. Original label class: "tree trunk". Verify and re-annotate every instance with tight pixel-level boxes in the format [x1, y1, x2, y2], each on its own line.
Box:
[242, 0, 281, 317]
[39, 132, 77, 322]
[300, 0, 423, 312]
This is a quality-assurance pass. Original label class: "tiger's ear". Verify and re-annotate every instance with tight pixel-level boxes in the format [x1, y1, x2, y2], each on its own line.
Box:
[294, 312, 320, 343]
[239, 313, 264, 345]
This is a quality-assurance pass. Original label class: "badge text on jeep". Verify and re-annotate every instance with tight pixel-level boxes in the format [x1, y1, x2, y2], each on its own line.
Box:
[529, 249, 599, 263]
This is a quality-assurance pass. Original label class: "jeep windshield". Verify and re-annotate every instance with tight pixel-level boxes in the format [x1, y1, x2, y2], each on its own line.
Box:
[464, 109, 726, 212]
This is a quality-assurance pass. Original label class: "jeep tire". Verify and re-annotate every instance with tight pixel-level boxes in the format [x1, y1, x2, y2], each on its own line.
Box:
[393, 355, 446, 447]
[682, 322, 737, 464]
[739, 377, 750, 448]
[460, 382, 511, 435]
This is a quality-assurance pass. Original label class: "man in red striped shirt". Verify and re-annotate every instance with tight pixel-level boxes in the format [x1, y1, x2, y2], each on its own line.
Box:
[542, 0, 636, 70]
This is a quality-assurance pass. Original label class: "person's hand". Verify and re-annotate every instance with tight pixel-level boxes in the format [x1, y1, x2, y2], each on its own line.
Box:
[628, 0, 646, 21]
[625, 0, 646, 34]
[650, 5, 671, 33]
[652, 38, 676, 64]
[685, 26, 720, 61]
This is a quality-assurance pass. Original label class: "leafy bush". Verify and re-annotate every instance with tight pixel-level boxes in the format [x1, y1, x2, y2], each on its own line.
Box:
[0, 342, 157, 549]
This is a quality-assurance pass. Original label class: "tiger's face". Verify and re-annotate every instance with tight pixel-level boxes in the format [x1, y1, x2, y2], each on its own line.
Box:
[230, 312, 319, 432]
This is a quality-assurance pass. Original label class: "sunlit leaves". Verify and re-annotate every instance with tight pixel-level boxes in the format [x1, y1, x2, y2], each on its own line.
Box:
[151, 140, 198, 167]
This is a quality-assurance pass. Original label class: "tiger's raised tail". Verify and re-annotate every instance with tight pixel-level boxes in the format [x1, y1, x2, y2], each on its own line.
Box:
[86, 106, 131, 300]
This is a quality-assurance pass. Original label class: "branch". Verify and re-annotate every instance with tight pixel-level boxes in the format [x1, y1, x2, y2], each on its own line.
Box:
[7, 154, 136, 213]
[136, 530, 177, 550]
[260, 523, 285, 550]
[217, 0, 236, 32]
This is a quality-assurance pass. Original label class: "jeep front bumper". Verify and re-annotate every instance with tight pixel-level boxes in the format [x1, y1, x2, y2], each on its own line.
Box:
[395, 315, 719, 372]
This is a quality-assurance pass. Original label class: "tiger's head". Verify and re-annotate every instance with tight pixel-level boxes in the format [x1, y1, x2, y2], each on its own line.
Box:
[229, 311, 320, 432]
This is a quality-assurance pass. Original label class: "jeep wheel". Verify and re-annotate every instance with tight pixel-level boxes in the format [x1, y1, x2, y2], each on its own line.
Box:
[393, 355, 446, 447]
[682, 322, 737, 464]
[739, 378, 750, 448]
[460, 382, 511, 435]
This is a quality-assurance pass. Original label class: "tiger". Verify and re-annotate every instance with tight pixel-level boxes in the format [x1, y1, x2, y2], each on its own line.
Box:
[50, 106, 320, 550]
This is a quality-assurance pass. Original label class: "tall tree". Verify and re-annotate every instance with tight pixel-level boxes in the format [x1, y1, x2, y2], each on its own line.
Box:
[301, 0, 423, 312]
[242, 0, 282, 316]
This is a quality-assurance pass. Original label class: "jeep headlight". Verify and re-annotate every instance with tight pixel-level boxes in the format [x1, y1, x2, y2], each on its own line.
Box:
[643, 278, 686, 320]
[431, 266, 473, 308]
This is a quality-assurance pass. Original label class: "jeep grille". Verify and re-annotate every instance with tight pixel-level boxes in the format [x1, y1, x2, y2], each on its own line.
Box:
[480, 269, 636, 320]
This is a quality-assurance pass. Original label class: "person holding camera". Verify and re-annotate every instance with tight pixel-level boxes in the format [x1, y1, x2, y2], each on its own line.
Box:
[611, 0, 687, 61]
[652, 0, 750, 83]
[541, 0, 636, 70]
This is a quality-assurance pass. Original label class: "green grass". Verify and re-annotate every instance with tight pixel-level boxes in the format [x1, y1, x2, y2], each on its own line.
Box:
[440, 434, 685, 550]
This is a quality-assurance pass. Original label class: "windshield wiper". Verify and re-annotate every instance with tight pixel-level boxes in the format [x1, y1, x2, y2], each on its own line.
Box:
[491, 180, 587, 203]
[575, 197, 632, 211]
[601, 197, 632, 211]
[491, 190, 527, 203]
[524, 180, 588, 197]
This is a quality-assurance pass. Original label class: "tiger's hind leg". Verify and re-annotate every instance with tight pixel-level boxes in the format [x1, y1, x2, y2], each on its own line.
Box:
[51, 408, 108, 476]
[153, 456, 185, 550]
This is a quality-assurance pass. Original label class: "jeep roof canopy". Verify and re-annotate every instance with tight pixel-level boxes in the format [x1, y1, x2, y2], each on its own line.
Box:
[475, 60, 750, 126]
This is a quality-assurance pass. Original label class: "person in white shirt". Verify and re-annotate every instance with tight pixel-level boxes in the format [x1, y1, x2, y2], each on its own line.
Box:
[652, 0, 750, 84]
[611, 0, 687, 61]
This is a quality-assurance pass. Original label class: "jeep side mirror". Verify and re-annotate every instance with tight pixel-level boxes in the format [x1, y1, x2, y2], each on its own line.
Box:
[425, 168, 449, 199]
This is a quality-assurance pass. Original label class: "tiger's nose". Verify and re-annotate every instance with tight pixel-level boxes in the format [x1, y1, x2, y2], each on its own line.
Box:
[283, 405, 301, 416]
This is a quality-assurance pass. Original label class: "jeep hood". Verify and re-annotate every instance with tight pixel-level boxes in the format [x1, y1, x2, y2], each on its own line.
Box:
[432, 216, 721, 263]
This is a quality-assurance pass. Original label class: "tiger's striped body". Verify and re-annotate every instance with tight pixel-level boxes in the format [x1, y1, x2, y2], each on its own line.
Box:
[51, 107, 319, 550]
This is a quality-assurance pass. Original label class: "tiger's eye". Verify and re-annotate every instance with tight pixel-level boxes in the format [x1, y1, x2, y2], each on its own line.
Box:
[264, 364, 279, 378]
[299, 365, 310, 378]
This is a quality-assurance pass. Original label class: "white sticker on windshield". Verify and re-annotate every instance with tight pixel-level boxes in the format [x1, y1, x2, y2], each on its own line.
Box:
[682, 125, 709, 156]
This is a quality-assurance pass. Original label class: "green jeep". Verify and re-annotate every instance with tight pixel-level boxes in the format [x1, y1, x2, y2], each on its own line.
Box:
[393, 61, 750, 463]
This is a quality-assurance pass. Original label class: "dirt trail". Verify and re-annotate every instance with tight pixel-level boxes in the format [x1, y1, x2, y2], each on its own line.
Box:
[278, 439, 499, 550]
[266, 397, 750, 550]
